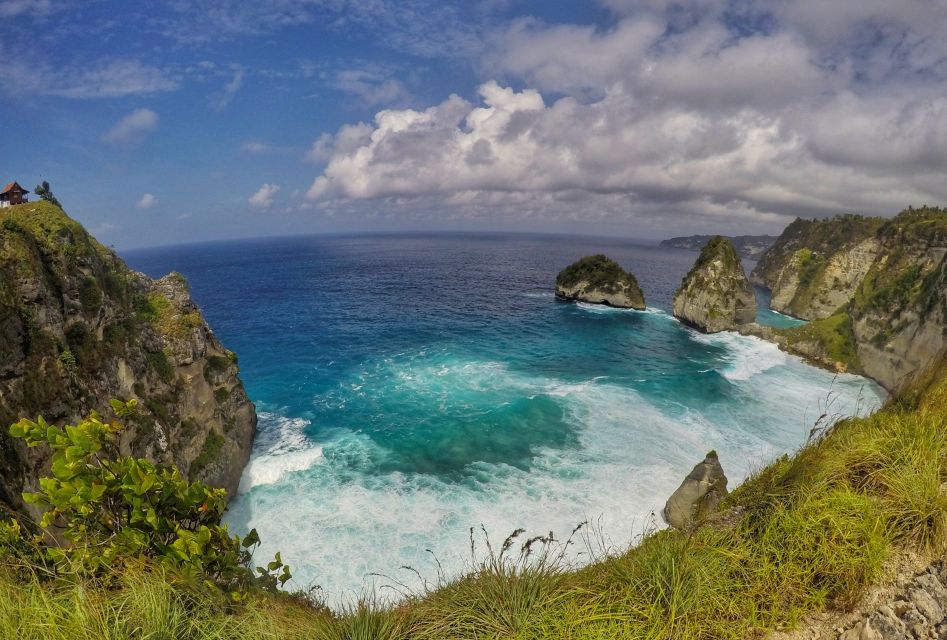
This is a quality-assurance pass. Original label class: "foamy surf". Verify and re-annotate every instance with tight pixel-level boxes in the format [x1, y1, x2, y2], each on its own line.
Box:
[225, 344, 883, 603]
[689, 331, 787, 381]
[238, 413, 325, 492]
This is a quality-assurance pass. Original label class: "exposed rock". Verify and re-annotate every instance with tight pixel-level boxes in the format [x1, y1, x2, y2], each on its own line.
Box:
[750, 215, 885, 321]
[0, 201, 256, 510]
[663, 451, 728, 530]
[837, 562, 947, 640]
[672, 236, 756, 333]
[749, 207, 947, 393]
[555, 254, 645, 309]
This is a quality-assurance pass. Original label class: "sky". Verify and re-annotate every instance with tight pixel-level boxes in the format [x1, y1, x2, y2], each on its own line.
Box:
[1, 0, 946, 249]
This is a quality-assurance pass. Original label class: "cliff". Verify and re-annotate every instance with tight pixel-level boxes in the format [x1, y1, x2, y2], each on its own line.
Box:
[0, 201, 255, 509]
[555, 254, 646, 309]
[848, 207, 947, 392]
[750, 207, 947, 393]
[672, 236, 756, 332]
[750, 215, 884, 320]
[660, 234, 776, 260]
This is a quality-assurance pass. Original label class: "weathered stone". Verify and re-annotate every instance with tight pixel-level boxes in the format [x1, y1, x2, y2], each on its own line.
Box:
[663, 451, 728, 530]
[915, 574, 947, 610]
[909, 588, 944, 625]
[672, 236, 757, 333]
[0, 201, 256, 510]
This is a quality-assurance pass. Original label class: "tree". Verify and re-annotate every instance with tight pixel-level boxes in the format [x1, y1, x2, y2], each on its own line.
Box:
[34, 180, 61, 208]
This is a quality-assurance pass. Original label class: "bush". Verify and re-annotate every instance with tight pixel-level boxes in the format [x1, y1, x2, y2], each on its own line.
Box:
[7, 400, 290, 598]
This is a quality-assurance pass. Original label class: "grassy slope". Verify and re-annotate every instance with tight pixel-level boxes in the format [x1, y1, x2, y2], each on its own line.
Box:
[3, 367, 947, 640]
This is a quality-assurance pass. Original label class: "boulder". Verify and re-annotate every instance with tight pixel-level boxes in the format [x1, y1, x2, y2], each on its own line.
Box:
[664, 451, 729, 530]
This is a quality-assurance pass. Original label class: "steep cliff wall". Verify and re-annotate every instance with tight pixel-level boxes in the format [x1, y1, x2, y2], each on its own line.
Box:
[752, 207, 947, 393]
[0, 201, 255, 509]
[848, 208, 947, 392]
[751, 215, 884, 320]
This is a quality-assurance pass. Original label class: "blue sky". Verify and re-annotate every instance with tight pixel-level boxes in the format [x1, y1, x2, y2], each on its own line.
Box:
[1, 0, 946, 249]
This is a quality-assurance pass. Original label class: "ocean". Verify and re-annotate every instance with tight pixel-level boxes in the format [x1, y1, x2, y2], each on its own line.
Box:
[124, 232, 883, 601]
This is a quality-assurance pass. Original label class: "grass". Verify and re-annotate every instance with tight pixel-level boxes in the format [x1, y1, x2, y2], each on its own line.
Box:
[778, 309, 859, 370]
[4, 376, 947, 639]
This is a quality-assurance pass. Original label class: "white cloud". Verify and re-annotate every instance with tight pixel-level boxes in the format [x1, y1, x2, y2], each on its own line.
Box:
[103, 108, 158, 144]
[210, 66, 244, 110]
[304, 1, 947, 233]
[49, 60, 178, 99]
[332, 69, 411, 106]
[0, 0, 52, 17]
[305, 123, 373, 163]
[249, 183, 281, 209]
[136, 193, 157, 209]
[0, 52, 179, 100]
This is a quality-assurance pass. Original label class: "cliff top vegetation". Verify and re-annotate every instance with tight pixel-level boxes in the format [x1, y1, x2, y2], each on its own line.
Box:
[555, 254, 641, 294]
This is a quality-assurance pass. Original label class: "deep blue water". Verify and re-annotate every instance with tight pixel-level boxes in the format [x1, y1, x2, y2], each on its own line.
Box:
[125, 232, 880, 600]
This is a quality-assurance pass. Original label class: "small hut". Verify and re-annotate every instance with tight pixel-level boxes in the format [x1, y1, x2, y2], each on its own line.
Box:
[0, 182, 29, 208]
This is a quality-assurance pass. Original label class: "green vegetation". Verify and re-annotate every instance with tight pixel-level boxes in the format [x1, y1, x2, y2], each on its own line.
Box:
[753, 214, 885, 290]
[556, 254, 641, 295]
[853, 207, 947, 327]
[5, 400, 290, 598]
[191, 431, 226, 476]
[778, 309, 859, 370]
[136, 291, 203, 338]
[3, 378, 947, 638]
[33, 181, 62, 208]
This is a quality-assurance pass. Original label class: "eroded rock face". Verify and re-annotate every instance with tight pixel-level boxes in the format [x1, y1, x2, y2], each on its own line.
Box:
[839, 562, 947, 640]
[664, 451, 728, 530]
[555, 254, 646, 309]
[672, 236, 756, 333]
[0, 201, 256, 510]
[850, 221, 947, 393]
[767, 238, 881, 321]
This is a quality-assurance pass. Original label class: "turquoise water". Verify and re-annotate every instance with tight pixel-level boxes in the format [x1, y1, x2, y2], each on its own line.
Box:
[126, 234, 881, 601]
[755, 287, 808, 329]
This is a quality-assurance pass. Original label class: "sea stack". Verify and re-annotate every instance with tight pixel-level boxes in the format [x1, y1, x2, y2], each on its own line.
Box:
[664, 451, 729, 530]
[672, 236, 756, 333]
[555, 254, 646, 310]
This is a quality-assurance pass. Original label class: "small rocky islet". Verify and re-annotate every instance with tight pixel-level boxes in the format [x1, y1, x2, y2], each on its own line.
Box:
[554, 254, 646, 310]
[671, 235, 757, 333]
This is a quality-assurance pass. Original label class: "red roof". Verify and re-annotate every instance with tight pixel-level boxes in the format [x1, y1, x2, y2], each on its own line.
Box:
[1, 182, 28, 195]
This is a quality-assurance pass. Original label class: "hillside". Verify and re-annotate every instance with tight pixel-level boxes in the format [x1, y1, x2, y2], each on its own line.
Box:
[660, 234, 776, 259]
[0, 201, 255, 509]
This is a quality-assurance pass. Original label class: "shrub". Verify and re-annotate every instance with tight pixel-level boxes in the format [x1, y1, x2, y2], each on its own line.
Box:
[7, 400, 290, 598]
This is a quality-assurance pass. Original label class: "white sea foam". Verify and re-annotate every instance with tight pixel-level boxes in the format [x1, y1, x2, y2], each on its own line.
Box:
[690, 331, 787, 381]
[225, 347, 883, 604]
[238, 413, 324, 492]
[575, 302, 637, 313]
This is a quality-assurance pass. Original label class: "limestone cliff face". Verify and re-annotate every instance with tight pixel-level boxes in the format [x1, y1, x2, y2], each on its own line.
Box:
[555, 254, 646, 309]
[749, 207, 947, 393]
[672, 236, 756, 333]
[849, 209, 947, 392]
[0, 201, 256, 509]
[751, 215, 884, 320]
